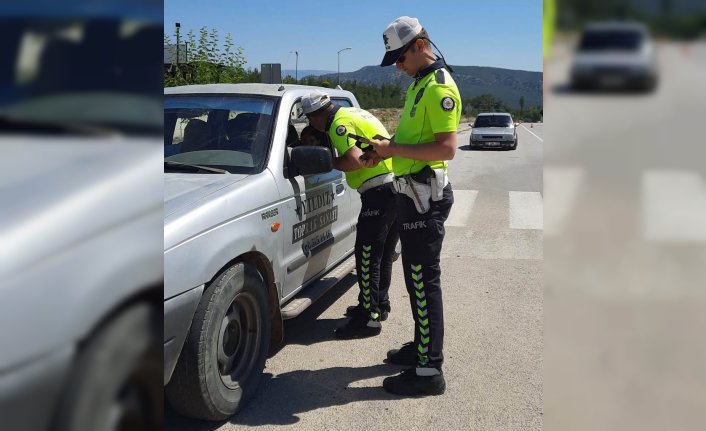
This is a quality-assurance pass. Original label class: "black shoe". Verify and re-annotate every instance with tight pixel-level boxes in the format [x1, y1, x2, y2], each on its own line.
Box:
[334, 318, 382, 340]
[344, 304, 388, 321]
[383, 368, 446, 396]
[386, 341, 417, 365]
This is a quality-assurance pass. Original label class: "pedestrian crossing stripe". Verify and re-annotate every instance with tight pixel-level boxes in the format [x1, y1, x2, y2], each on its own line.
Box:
[444, 189, 544, 230]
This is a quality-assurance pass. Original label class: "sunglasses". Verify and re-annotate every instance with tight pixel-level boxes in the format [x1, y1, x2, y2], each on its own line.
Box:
[396, 38, 422, 64]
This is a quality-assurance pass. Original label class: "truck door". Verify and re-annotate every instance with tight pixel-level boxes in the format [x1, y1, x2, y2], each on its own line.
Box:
[278, 100, 354, 300]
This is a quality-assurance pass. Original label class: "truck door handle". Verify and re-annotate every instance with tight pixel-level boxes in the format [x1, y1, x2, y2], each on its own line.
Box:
[336, 184, 345, 195]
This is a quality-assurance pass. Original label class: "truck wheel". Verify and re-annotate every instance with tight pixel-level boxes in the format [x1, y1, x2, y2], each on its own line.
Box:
[53, 302, 162, 431]
[166, 262, 270, 421]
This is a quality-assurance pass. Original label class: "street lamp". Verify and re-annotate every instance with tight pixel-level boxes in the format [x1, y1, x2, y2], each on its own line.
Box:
[337, 47, 351, 85]
[291, 50, 299, 82]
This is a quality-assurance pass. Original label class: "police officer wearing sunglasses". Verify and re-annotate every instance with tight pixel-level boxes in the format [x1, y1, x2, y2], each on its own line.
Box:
[365, 16, 461, 396]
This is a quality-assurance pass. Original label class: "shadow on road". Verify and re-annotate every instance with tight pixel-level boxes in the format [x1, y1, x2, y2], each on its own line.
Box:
[269, 272, 358, 356]
[166, 363, 401, 429]
[459, 145, 512, 152]
[231, 364, 401, 426]
[552, 82, 656, 96]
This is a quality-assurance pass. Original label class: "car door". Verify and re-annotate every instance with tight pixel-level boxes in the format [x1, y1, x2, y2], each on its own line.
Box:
[278, 99, 354, 301]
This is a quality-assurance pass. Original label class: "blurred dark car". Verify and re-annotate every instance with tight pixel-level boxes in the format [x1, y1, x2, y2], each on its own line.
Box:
[0, 2, 163, 430]
[570, 21, 658, 92]
[469, 112, 518, 150]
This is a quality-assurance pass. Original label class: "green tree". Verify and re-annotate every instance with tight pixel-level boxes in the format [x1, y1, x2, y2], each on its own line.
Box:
[164, 26, 246, 86]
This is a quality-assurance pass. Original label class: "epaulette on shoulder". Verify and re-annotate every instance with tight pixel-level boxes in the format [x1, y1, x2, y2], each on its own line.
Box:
[435, 69, 446, 85]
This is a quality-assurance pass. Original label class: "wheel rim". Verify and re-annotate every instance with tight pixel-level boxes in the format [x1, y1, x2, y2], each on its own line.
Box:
[110, 357, 161, 431]
[217, 291, 262, 389]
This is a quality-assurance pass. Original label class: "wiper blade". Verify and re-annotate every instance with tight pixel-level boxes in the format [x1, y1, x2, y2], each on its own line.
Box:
[164, 161, 229, 174]
[0, 114, 115, 136]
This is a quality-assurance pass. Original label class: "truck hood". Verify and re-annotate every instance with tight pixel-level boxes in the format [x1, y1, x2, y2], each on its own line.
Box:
[164, 174, 249, 218]
[0, 135, 162, 277]
[163, 170, 279, 253]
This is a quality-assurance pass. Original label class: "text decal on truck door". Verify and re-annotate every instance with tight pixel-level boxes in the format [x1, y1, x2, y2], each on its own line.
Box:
[292, 206, 338, 242]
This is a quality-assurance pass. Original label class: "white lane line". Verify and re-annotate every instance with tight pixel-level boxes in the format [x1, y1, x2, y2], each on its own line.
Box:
[520, 124, 544, 142]
[446, 189, 479, 227]
[642, 170, 706, 242]
[544, 166, 585, 236]
[509, 191, 543, 230]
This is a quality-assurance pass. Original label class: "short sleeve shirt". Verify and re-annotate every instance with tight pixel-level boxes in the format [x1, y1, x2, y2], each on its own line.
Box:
[326, 107, 393, 189]
[392, 61, 461, 176]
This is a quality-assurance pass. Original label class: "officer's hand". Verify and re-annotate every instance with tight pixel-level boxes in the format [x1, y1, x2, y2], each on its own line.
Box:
[368, 138, 394, 159]
[359, 150, 381, 168]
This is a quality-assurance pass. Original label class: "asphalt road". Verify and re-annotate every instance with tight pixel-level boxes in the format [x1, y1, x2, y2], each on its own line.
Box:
[166, 124, 544, 431]
[543, 41, 706, 431]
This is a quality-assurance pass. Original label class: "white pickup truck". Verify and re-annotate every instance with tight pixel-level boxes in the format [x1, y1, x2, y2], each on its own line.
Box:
[163, 83, 363, 420]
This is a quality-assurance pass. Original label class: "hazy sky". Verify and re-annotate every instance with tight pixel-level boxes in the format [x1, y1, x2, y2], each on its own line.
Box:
[164, 0, 543, 73]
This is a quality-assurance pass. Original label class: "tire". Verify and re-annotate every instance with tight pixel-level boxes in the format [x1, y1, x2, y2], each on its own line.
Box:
[53, 302, 163, 431]
[166, 262, 270, 421]
[510, 137, 517, 151]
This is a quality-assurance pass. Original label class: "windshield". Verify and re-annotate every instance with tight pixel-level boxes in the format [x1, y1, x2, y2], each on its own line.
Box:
[164, 95, 277, 174]
[578, 29, 644, 52]
[0, 17, 162, 135]
[474, 115, 512, 128]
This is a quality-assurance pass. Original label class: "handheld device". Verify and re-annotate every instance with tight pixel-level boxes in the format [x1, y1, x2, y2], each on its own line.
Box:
[348, 133, 374, 152]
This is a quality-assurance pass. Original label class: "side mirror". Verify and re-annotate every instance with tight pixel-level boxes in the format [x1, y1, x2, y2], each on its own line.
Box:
[290, 146, 333, 175]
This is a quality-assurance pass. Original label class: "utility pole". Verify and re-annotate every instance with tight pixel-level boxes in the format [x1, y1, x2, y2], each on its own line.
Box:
[175, 22, 181, 66]
[337, 47, 351, 85]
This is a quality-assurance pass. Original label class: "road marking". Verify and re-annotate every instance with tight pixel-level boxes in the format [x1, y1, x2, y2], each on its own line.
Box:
[642, 170, 706, 242]
[544, 166, 585, 236]
[520, 125, 544, 142]
[445, 189, 478, 227]
[509, 191, 543, 230]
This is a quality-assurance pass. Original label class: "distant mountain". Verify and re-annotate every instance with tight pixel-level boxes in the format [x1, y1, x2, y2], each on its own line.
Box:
[320, 65, 543, 109]
[282, 69, 336, 79]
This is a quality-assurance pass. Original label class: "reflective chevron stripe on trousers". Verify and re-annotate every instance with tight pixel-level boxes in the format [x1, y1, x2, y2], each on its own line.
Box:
[355, 183, 398, 320]
[397, 183, 454, 370]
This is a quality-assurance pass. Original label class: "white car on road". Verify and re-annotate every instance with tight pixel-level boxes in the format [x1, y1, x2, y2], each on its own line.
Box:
[571, 21, 658, 92]
[469, 112, 518, 150]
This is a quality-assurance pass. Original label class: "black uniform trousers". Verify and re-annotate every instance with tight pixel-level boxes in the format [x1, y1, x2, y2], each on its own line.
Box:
[354, 182, 399, 321]
[397, 183, 453, 369]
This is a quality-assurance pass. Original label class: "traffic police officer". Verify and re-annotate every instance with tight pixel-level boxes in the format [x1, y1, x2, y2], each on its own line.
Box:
[301, 90, 399, 339]
[367, 16, 460, 396]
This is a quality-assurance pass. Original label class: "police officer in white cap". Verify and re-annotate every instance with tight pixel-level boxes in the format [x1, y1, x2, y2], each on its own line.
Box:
[365, 16, 461, 396]
[300, 90, 399, 340]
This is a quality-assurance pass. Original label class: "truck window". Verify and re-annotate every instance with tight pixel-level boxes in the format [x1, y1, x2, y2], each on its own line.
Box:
[164, 95, 276, 174]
